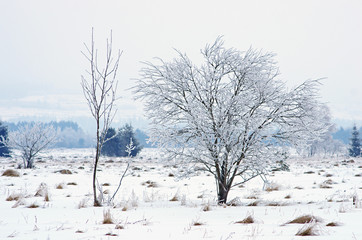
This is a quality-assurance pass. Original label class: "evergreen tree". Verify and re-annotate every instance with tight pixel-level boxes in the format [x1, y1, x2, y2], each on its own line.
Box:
[349, 125, 361, 157]
[0, 121, 11, 157]
[101, 124, 142, 157]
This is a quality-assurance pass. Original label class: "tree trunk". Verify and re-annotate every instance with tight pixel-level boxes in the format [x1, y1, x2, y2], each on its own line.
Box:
[217, 181, 230, 204]
[26, 158, 33, 169]
[93, 119, 101, 207]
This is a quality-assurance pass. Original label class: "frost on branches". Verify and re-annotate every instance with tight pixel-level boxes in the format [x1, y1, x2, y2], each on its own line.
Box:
[134, 38, 329, 204]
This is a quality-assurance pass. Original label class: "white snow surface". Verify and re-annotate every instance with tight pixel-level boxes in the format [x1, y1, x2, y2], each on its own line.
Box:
[0, 148, 361, 240]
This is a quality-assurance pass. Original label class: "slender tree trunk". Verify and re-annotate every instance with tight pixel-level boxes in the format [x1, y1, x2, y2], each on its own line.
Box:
[93, 119, 101, 206]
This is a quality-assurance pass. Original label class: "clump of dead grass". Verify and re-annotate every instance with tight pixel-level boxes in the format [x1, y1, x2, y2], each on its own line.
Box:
[264, 182, 281, 192]
[287, 215, 322, 224]
[2, 169, 20, 177]
[142, 180, 158, 188]
[326, 222, 341, 227]
[103, 209, 114, 224]
[27, 202, 39, 208]
[58, 169, 72, 174]
[67, 182, 77, 186]
[227, 197, 243, 206]
[6, 193, 22, 201]
[55, 183, 65, 189]
[235, 215, 255, 224]
[284, 194, 292, 199]
[170, 194, 179, 202]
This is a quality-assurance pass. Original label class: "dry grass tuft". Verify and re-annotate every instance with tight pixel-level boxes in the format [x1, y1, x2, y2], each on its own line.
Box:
[12, 199, 25, 208]
[168, 173, 175, 177]
[192, 221, 204, 226]
[235, 215, 254, 224]
[324, 173, 333, 177]
[295, 221, 319, 236]
[102, 183, 111, 186]
[170, 194, 179, 202]
[287, 215, 322, 224]
[227, 197, 243, 206]
[304, 171, 315, 174]
[142, 180, 158, 188]
[105, 232, 118, 236]
[103, 209, 114, 224]
[6, 193, 22, 201]
[59, 169, 72, 174]
[266, 201, 287, 207]
[115, 224, 124, 229]
[265, 182, 281, 192]
[55, 183, 64, 189]
[34, 183, 48, 197]
[78, 198, 88, 208]
[27, 202, 39, 208]
[326, 222, 341, 227]
[247, 201, 260, 206]
[284, 194, 292, 199]
[2, 169, 20, 177]
[67, 182, 77, 185]
[355, 173, 362, 177]
[202, 202, 212, 211]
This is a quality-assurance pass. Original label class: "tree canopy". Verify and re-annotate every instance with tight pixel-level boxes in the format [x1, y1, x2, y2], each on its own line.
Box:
[135, 37, 329, 203]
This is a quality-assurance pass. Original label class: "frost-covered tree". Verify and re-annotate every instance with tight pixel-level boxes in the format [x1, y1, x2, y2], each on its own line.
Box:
[301, 106, 345, 157]
[0, 121, 10, 157]
[1, 123, 57, 168]
[81, 29, 121, 206]
[134, 38, 329, 204]
[349, 125, 361, 157]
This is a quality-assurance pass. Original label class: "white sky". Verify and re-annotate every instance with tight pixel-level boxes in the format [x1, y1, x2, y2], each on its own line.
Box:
[0, 0, 361, 127]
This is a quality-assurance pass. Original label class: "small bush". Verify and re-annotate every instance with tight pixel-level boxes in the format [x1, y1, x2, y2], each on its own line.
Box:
[2, 169, 20, 177]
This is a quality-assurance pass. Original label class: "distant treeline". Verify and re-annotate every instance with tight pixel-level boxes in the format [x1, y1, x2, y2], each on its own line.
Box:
[4, 121, 153, 149]
[332, 126, 362, 145]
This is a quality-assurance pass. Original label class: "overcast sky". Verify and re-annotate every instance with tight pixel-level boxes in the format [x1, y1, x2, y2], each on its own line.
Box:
[0, 0, 361, 128]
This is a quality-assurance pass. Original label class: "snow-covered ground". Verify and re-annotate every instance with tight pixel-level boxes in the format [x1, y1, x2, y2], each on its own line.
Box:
[1, 148, 361, 240]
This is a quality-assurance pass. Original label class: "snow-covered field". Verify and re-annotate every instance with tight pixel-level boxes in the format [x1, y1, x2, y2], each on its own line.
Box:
[1, 148, 361, 240]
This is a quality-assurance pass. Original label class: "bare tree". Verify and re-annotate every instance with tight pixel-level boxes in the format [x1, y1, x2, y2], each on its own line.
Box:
[134, 37, 329, 204]
[81, 29, 121, 206]
[1, 122, 57, 168]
